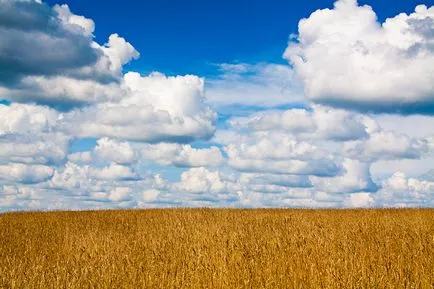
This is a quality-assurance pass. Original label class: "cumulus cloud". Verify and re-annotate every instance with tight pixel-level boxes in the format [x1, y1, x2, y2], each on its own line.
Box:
[222, 131, 340, 176]
[285, 0, 434, 114]
[0, 103, 59, 134]
[0, 1, 139, 109]
[94, 138, 136, 165]
[140, 143, 224, 167]
[344, 131, 430, 162]
[374, 171, 434, 207]
[0, 134, 68, 165]
[0, 163, 54, 184]
[310, 159, 377, 194]
[62, 72, 217, 142]
[89, 164, 138, 181]
[229, 105, 369, 141]
[0, 0, 99, 84]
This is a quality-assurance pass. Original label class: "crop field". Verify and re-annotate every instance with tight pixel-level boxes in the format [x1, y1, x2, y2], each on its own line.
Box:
[0, 209, 433, 288]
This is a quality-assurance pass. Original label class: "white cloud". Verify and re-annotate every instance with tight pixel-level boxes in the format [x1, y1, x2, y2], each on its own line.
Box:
[0, 163, 54, 184]
[89, 164, 138, 181]
[0, 103, 59, 134]
[0, 134, 68, 165]
[343, 193, 374, 208]
[310, 159, 377, 194]
[62, 72, 216, 142]
[53, 4, 95, 36]
[4, 75, 127, 107]
[344, 131, 430, 162]
[223, 131, 340, 176]
[175, 167, 230, 194]
[229, 105, 369, 141]
[101, 33, 140, 75]
[374, 171, 434, 207]
[285, 0, 434, 113]
[142, 189, 160, 203]
[141, 143, 224, 167]
[94, 138, 136, 165]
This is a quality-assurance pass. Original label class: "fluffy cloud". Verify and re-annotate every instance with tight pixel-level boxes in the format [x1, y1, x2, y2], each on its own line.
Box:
[0, 134, 68, 165]
[0, 103, 59, 134]
[89, 164, 138, 181]
[93, 138, 136, 165]
[229, 105, 369, 141]
[222, 131, 340, 176]
[140, 143, 224, 167]
[310, 159, 377, 194]
[0, 163, 54, 184]
[285, 0, 434, 114]
[0, 1, 138, 109]
[344, 131, 431, 162]
[374, 172, 434, 207]
[68, 138, 223, 168]
[0, 1, 98, 84]
[62, 72, 217, 142]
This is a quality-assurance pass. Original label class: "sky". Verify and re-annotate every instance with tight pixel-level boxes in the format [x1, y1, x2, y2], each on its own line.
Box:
[0, 0, 433, 211]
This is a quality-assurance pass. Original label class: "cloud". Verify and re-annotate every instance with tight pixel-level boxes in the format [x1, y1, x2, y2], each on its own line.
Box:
[0, 2, 139, 109]
[343, 193, 374, 208]
[310, 159, 377, 194]
[0, 134, 69, 165]
[0, 103, 60, 134]
[222, 131, 340, 176]
[62, 72, 217, 142]
[89, 164, 138, 181]
[68, 138, 224, 168]
[229, 105, 369, 141]
[374, 171, 434, 207]
[0, 1, 99, 83]
[93, 138, 137, 165]
[1, 75, 128, 109]
[344, 131, 431, 162]
[285, 1, 434, 114]
[0, 163, 54, 184]
[140, 143, 224, 167]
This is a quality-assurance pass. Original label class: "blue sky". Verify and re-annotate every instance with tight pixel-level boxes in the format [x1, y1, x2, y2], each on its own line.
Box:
[0, 0, 433, 210]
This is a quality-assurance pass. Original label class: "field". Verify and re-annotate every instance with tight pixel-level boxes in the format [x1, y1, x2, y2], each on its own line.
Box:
[0, 209, 433, 288]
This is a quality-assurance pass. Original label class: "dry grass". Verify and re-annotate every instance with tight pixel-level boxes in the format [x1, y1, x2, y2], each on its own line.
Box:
[0, 209, 433, 288]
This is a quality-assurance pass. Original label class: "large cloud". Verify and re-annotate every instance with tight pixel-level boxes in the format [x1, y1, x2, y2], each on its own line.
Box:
[374, 171, 434, 207]
[285, 0, 434, 114]
[221, 131, 341, 176]
[344, 131, 431, 162]
[140, 143, 224, 167]
[0, 1, 139, 109]
[0, 134, 68, 165]
[0, 1, 98, 83]
[0, 103, 59, 134]
[69, 138, 224, 168]
[0, 163, 54, 184]
[62, 72, 217, 142]
[229, 105, 370, 141]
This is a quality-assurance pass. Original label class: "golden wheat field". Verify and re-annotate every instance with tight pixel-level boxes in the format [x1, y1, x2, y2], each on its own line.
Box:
[0, 209, 433, 289]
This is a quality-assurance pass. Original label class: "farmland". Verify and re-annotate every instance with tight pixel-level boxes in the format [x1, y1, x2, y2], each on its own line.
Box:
[0, 209, 433, 288]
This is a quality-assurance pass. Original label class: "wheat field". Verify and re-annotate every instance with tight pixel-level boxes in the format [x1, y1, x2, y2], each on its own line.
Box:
[0, 209, 433, 288]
